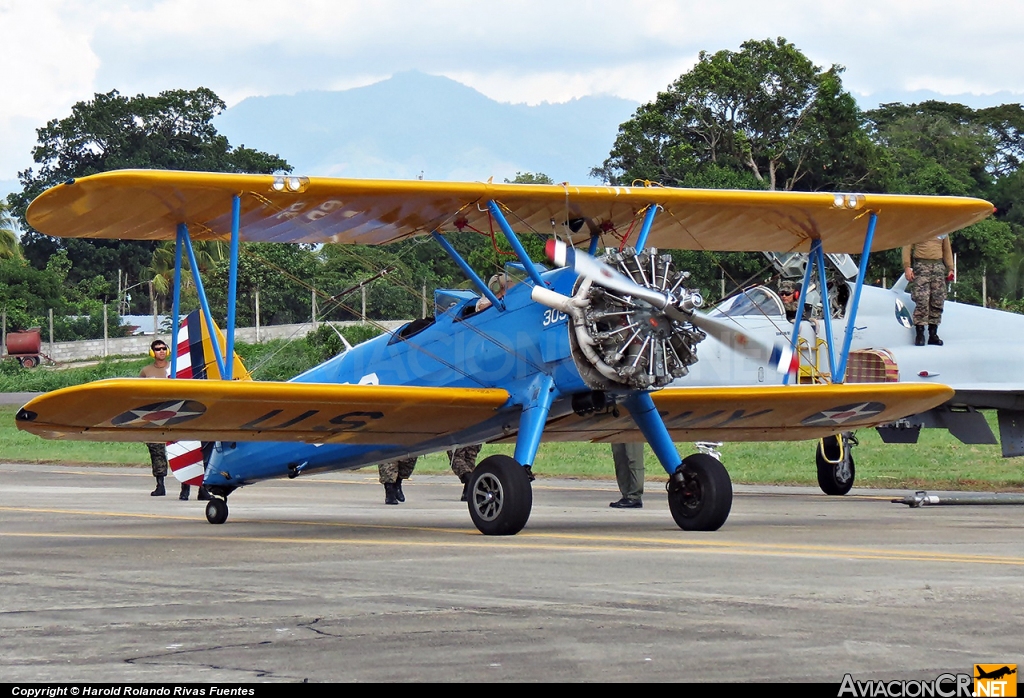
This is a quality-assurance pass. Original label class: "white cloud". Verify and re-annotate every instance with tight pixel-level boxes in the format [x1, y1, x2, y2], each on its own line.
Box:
[0, 1, 104, 176]
[2, 0, 1023, 181]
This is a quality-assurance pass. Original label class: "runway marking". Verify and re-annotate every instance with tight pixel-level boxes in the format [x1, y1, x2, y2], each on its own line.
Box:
[0, 465, 900, 497]
[1, 507, 1021, 566]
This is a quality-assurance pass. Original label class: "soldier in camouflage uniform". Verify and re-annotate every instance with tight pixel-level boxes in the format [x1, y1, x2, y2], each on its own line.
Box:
[378, 457, 417, 505]
[903, 235, 954, 346]
[448, 444, 482, 501]
[377, 445, 482, 505]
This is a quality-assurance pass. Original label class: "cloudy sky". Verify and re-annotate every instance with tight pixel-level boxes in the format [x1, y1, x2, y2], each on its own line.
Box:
[2, 0, 1022, 185]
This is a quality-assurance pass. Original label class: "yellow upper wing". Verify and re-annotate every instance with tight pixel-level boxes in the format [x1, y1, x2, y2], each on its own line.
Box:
[17, 378, 951, 446]
[26, 170, 993, 253]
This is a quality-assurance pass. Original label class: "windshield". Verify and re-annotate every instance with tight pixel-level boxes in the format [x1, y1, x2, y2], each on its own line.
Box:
[708, 286, 785, 319]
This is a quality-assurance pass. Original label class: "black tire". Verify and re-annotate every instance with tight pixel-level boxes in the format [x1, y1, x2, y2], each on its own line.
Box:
[467, 455, 533, 536]
[19, 356, 37, 368]
[667, 453, 732, 531]
[205, 498, 228, 525]
[816, 434, 855, 496]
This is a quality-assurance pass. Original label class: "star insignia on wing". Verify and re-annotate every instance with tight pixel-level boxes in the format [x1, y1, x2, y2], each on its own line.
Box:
[801, 401, 885, 426]
[112, 400, 207, 427]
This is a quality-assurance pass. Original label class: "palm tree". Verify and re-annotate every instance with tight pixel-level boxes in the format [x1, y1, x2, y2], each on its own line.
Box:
[0, 201, 21, 260]
[149, 239, 227, 305]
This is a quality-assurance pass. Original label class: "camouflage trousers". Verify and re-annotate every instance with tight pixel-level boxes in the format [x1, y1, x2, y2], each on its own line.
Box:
[447, 444, 482, 479]
[910, 259, 947, 326]
[378, 457, 416, 484]
[146, 443, 168, 478]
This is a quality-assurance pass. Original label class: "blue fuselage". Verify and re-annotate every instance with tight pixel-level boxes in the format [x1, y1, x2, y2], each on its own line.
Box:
[205, 267, 588, 486]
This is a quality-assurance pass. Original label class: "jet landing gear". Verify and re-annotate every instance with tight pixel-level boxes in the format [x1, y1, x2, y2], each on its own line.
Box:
[467, 455, 533, 536]
[816, 432, 857, 495]
[666, 453, 733, 531]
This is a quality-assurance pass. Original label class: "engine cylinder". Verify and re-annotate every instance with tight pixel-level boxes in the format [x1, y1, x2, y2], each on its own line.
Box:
[570, 248, 706, 389]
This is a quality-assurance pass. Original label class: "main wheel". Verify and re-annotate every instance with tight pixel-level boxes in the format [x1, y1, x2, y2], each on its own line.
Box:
[816, 433, 855, 495]
[667, 453, 732, 531]
[19, 356, 37, 368]
[467, 455, 533, 536]
[205, 497, 229, 525]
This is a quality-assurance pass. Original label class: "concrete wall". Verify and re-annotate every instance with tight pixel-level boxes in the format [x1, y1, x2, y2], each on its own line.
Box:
[9, 320, 409, 364]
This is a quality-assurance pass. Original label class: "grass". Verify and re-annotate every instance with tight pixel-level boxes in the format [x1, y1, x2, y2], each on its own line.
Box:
[0, 357, 150, 392]
[5, 404, 1022, 491]
[5, 335, 1022, 490]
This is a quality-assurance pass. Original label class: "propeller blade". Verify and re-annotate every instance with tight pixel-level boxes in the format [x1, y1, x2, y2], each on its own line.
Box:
[545, 240, 669, 309]
[545, 240, 798, 374]
[688, 313, 798, 374]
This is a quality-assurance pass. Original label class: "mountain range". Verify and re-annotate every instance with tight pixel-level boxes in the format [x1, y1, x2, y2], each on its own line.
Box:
[212, 71, 639, 184]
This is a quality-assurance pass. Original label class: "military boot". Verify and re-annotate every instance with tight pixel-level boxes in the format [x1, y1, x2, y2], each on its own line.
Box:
[384, 482, 399, 505]
[197, 486, 212, 501]
[179, 483, 190, 501]
[394, 477, 406, 503]
[459, 472, 472, 502]
[928, 324, 943, 346]
[914, 325, 926, 346]
[151, 477, 165, 497]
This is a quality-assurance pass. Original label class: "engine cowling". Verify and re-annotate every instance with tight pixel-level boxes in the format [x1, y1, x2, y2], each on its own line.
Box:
[568, 248, 706, 390]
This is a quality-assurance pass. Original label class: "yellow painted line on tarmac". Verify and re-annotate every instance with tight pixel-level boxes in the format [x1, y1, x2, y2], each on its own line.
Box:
[1, 506, 1021, 567]
[0, 505, 479, 535]
[1, 530, 1021, 566]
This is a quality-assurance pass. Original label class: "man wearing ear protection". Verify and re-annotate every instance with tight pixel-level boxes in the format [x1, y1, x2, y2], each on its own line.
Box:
[140, 340, 171, 495]
[779, 280, 801, 323]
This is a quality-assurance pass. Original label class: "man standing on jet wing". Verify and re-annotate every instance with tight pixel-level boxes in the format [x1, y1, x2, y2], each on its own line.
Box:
[903, 234, 954, 346]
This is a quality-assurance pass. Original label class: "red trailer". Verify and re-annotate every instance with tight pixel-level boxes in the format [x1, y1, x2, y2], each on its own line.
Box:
[5, 328, 42, 368]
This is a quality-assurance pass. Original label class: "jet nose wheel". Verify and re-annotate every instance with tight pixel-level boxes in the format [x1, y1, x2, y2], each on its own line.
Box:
[667, 453, 732, 531]
[467, 455, 533, 536]
[205, 497, 229, 525]
[815, 432, 856, 496]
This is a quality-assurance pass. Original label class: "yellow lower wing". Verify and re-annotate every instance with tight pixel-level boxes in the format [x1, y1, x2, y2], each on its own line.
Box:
[16, 379, 951, 447]
[536, 383, 953, 443]
[16, 379, 510, 444]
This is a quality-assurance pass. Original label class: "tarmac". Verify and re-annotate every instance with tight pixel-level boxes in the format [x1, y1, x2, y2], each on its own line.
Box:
[0, 463, 1021, 683]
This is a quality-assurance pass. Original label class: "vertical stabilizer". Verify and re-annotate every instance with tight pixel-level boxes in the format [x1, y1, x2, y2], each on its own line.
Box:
[168, 310, 249, 485]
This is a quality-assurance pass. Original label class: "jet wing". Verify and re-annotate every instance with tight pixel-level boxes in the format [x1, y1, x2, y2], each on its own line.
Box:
[15, 379, 510, 445]
[533, 383, 954, 443]
[26, 169, 993, 253]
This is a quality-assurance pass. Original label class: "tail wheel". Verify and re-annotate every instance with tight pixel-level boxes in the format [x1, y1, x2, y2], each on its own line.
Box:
[816, 433, 856, 496]
[667, 453, 732, 531]
[205, 498, 228, 525]
[467, 455, 533, 536]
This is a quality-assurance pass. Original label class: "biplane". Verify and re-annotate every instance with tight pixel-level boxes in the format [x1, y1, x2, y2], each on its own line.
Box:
[15, 171, 992, 534]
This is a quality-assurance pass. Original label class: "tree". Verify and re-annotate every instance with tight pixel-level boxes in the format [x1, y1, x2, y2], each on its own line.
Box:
[0, 201, 20, 260]
[593, 38, 873, 192]
[6, 88, 292, 304]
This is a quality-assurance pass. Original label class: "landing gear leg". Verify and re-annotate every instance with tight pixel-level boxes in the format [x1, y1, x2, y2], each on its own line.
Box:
[667, 453, 733, 531]
[467, 455, 533, 536]
[624, 392, 734, 532]
[816, 432, 857, 495]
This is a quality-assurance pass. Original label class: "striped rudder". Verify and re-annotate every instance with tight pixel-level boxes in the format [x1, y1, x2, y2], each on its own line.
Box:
[167, 310, 249, 485]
